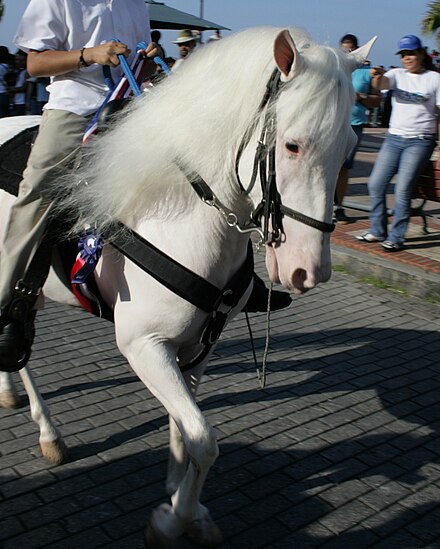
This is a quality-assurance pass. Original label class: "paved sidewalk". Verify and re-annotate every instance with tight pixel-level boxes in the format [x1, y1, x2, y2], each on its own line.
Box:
[1, 247, 440, 548]
[332, 128, 440, 302]
[1, 127, 440, 548]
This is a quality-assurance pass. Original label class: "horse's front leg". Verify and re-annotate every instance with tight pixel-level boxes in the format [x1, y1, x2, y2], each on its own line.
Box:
[121, 339, 222, 547]
[166, 362, 207, 496]
[167, 415, 187, 496]
[19, 367, 69, 464]
[0, 370, 22, 409]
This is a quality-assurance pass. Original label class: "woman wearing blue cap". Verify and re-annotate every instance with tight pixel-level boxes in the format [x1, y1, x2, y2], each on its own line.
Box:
[356, 34, 440, 251]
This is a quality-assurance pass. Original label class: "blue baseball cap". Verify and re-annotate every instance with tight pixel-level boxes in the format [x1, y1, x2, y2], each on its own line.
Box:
[396, 34, 422, 54]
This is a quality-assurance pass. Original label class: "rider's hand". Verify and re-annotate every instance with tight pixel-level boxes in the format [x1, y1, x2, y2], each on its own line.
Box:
[82, 41, 131, 67]
[138, 42, 159, 59]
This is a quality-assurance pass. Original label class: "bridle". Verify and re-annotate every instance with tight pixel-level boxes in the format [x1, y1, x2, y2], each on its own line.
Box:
[179, 67, 335, 245]
[235, 67, 335, 242]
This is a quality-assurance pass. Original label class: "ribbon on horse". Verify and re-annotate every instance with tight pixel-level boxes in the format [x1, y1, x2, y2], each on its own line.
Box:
[70, 228, 104, 314]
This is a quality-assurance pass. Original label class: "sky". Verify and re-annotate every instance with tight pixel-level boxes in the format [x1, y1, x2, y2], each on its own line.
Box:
[0, 0, 438, 68]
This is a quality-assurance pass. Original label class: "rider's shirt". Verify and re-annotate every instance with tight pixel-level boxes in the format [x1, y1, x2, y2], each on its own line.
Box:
[14, 0, 151, 116]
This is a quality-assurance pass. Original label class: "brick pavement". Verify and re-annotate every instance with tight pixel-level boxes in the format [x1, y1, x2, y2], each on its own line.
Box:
[1, 248, 440, 548]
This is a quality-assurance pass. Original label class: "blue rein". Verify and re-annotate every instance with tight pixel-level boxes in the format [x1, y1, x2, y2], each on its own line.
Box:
[114, 39, 171, 97]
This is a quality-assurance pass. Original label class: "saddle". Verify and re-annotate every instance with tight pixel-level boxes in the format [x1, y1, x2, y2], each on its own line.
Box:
[0, 125, 39, 195]
[0, 127, 113, 323]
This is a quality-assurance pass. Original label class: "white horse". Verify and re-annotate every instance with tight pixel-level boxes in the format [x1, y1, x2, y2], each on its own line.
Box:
[0, 28, 374, 546]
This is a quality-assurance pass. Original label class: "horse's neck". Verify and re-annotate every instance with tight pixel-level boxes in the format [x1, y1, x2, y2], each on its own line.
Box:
[134, 195, 251, 289]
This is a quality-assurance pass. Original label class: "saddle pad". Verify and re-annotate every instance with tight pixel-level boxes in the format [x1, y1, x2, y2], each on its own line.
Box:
[0, 125, 39, 196]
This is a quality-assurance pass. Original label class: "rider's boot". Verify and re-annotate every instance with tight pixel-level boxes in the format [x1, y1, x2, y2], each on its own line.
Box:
[244, 274, 292, 313]
[0, 282, 38, 373]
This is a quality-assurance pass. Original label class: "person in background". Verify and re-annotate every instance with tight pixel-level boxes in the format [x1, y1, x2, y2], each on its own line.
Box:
[165, 57, 176, 70]
[171, 29, 197, 71]
[10, 50, 28, 115]
[334, 34, 381, 224]
[27, 76, 50, 115]
[356, 34, 440, 252]
[208, 30, 222, 43]
[0, 45, 12, 117]
[0, 0, 157, 371]
[151, 30, 166, 60]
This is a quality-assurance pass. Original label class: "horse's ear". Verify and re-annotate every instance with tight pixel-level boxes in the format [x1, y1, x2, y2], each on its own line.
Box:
[274, 30, 302, 80]
[347, 36, 377, 71]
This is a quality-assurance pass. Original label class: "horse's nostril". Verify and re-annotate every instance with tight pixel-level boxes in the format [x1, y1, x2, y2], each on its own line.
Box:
[292, 268, 307, 288]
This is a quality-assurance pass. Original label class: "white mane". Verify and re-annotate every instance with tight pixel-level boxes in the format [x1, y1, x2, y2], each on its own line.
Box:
[59, 27, 354, 233]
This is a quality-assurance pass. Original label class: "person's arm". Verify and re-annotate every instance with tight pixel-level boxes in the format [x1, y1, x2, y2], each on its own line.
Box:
[26, 41, 134, 77]
[356, 89, 381, 109]
[369, 66, 390, 91]
[27, 41, 158, 78]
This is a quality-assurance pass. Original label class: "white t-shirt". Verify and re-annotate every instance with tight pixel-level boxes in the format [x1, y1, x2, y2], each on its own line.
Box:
[13, 0, 151, 116]
[385, 68, 440, 136]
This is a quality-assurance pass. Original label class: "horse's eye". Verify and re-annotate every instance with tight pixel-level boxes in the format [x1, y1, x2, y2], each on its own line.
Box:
[285, 142, 299, 154]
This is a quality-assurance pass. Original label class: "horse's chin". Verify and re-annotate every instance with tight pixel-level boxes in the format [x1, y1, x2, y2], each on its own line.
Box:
[291, 287, 309, 296]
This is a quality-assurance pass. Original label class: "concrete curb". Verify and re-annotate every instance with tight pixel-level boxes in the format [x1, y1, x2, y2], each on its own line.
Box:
[331, 243, 440, 302]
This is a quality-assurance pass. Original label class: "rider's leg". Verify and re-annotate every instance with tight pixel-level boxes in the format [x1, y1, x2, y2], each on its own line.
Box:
[0, 110, 89, 371]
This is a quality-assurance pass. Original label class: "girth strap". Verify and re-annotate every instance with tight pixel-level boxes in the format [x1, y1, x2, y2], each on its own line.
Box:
[110, 225, 254, 314]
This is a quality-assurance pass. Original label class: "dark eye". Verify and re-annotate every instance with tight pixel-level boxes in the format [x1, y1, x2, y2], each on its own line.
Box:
[285, 142, 299, 154]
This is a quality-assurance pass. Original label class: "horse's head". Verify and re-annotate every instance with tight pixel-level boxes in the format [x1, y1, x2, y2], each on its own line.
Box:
[58, 26, 375, 299]
[251, 29, 376, 294]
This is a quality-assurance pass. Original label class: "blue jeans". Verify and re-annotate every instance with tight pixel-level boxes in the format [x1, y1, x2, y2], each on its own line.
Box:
[368, 133, 436, 244]
[344, 124, 364, 170]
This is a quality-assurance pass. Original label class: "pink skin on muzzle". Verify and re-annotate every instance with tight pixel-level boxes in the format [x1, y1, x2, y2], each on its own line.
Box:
[265, 238, 332, 295]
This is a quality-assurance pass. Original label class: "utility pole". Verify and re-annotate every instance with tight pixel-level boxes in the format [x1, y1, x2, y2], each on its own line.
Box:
[199, 0, 204, 44]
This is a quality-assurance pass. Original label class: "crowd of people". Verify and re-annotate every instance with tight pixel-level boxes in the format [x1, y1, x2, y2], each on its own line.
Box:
[0, 46, 49, 116]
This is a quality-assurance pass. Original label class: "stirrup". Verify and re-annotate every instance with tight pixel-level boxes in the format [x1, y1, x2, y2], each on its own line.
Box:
[4, 281, 39, 321]
[0, 281, 39, 372]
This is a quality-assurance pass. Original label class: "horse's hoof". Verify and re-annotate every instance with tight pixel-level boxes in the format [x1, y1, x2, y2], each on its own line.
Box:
[144, 503, 183, 549]
[0, 390, 23, 409]
[39, 438, 69, 465]
[185, 514, 223, 547]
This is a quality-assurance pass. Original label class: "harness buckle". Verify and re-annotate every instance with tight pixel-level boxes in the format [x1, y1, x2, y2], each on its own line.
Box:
[201, 311, 228, 346]
[265, 228, 281, 244]
[7, 281, 40, 322]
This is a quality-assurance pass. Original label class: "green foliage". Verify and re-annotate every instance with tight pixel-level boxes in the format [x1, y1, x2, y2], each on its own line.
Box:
[0, 1, 4, 22]
[422, 1, 440, 42]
